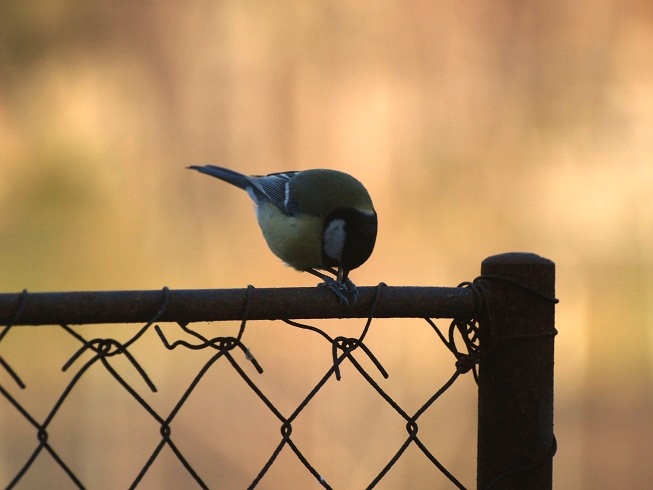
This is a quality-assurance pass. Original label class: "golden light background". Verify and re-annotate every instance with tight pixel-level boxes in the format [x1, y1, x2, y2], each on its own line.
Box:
[1, 1, 652, 488]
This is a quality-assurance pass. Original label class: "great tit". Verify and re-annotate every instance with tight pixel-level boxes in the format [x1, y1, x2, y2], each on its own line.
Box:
[188, 165, 377, 304]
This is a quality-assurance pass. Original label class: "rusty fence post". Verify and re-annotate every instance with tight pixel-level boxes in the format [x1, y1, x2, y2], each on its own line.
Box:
[477, 253, 556, 489]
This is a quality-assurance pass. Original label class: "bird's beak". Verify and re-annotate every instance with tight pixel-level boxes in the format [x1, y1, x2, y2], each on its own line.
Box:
[337, 267, 349, 284]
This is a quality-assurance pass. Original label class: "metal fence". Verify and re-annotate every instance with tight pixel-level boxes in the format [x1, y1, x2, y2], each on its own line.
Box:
[0, 252, 557, 489]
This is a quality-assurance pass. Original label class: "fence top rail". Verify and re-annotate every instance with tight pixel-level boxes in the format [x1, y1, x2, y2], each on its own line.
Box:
[0, 286, 477, 326]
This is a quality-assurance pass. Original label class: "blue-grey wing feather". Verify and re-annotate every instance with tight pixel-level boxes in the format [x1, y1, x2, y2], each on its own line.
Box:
[188, 165, 300, 215]
[249, 172, 299, 214]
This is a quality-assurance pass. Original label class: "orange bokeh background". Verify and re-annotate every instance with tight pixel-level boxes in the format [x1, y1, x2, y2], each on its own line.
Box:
[1, 2, 652, 488]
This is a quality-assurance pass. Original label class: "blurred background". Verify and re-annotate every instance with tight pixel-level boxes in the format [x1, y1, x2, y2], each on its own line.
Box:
[1, 1, 652, 488]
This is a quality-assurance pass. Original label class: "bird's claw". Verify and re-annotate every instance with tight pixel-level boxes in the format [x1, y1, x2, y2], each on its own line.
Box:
[319, 277, 358, 305]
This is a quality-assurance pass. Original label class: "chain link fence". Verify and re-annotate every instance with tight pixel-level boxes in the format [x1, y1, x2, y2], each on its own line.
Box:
[0, 253, 557, 489]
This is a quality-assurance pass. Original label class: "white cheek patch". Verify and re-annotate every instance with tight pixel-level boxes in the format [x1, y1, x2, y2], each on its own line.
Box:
[324, 219, 346, 262]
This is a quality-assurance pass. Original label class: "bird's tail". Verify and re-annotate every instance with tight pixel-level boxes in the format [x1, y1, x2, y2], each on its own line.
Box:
[187, 165, 250, 190]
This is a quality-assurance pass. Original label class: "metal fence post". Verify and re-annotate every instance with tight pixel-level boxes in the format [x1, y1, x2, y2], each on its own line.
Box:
[477, 253, 556, 489]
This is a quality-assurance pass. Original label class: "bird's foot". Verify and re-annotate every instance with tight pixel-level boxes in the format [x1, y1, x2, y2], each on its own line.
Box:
[319, 277, 358, 305]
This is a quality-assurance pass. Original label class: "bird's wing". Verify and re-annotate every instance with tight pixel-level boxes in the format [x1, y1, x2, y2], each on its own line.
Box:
[248, 171, 299, 215]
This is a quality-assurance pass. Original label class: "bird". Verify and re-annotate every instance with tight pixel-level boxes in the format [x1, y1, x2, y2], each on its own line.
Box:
[188, 165, 377, 304]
